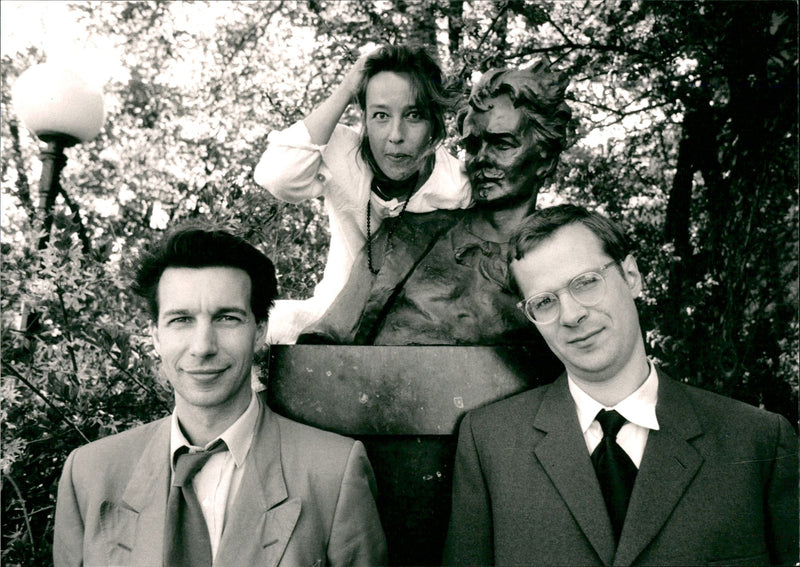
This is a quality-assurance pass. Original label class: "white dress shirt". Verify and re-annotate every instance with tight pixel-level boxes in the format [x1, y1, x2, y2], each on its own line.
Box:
[170, 391, 259, 563]
[567, 361, 660, 468]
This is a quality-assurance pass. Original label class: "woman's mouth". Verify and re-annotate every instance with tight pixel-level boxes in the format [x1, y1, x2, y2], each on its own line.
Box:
[385, 153, 412, 163]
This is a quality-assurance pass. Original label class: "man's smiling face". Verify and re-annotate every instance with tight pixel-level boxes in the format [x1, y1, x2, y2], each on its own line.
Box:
[510, 223, 644, 384]
[151, 266, 266, 419]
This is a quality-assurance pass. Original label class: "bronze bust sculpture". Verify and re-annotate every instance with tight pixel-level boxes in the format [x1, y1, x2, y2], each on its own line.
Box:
[299, 61, 572, 347]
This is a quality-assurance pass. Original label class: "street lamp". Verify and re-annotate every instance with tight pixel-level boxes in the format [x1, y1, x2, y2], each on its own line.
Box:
[12, 63, 104, 250]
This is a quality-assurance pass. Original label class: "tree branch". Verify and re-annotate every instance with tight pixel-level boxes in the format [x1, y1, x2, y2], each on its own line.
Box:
[53, 282, 82, 382]
[78, 333, 172, 411]
[4, 363, 90, 443]
[509, 41, 661, 62]
[2, 473, 35, 553]
[456, 1, 511, 80]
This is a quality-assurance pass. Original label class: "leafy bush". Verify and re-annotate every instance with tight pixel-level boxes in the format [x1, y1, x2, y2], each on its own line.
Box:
[1, 225, 170, 566]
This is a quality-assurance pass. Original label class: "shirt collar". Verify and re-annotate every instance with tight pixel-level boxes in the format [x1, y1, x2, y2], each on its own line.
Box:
[568, 360, 660, 434]
[170, 391, 260, 469]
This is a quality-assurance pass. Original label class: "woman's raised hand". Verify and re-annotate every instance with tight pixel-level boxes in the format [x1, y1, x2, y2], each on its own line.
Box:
[341, 50, 373, 99]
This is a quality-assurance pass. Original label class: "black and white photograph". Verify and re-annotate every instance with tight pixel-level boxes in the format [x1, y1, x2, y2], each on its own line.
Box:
[1, 1, 797, 566]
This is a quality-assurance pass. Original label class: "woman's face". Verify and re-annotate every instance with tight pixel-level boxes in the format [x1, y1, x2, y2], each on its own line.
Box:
[365, 71, 432, 181]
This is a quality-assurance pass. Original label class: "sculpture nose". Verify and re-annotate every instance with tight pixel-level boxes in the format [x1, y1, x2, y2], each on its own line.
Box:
[467, 142, 492, 171]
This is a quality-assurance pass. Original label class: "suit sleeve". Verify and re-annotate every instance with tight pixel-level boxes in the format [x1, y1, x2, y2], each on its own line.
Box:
[53, 449, 84, 567]
[327, 440, 388, 567]
[442, 413, 494, 566]
[766, 414, 799, 565]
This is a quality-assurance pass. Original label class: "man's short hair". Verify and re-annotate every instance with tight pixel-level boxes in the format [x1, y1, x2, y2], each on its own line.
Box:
[132, 224, 278, 323]
[508, 204, 633, 265]
[460, 60, 572, 179]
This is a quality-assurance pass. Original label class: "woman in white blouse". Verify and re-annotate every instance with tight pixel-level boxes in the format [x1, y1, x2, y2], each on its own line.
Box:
[255, 44, 471, 343]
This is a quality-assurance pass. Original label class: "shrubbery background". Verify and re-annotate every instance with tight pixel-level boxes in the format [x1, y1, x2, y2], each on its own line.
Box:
[2, 2, 797, 565]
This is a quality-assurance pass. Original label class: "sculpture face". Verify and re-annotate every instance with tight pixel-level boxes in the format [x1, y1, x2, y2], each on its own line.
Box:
[462, 93, 542, 207]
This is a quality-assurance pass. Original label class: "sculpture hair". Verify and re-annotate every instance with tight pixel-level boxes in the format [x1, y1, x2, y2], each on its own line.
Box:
[460, 60, 573, 179]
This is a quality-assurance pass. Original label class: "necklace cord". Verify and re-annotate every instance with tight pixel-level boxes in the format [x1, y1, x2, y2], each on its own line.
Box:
[367, 184, 415, 275]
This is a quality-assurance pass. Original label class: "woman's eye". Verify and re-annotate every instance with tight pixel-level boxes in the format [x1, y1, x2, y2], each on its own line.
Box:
[406, 111, 422, 121]
[372, 112, 388, 120]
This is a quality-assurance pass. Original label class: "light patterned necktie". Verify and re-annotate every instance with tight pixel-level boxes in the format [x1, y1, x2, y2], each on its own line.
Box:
[164, 440, 227, 567]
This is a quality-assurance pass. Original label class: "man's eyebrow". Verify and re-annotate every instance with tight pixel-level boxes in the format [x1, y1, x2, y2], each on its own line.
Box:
[160, 307, 250, 317]
[161, 309, 193, 318]
[215, 307, 249, 316]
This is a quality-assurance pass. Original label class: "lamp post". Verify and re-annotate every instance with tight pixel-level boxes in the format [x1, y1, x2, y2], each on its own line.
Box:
[12, 63, 104, 250]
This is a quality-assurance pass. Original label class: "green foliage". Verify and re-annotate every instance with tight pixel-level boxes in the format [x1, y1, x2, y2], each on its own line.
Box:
[1, 229, 171, 565]
[1, 1, 797, 564]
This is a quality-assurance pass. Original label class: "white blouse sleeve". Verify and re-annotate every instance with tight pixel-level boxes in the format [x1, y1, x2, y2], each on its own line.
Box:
[253, 121, 360, 204]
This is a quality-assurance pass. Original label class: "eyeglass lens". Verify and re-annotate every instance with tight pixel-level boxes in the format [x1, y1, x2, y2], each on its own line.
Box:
[525, 271, 607, 323]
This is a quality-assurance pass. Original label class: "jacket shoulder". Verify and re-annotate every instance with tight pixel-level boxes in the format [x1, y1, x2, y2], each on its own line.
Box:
[70, 417, 168, 464]
[465, 383, 552, 430]
[63, 417, 169, 496]
[670, 378, 794, 438]
[274, 414, 357, 464]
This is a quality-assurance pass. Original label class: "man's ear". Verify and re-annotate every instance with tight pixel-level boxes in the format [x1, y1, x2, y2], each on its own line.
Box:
[150, 321, 161, 356]
[254, 320, 268, 348]
[621, 254, 643, 298]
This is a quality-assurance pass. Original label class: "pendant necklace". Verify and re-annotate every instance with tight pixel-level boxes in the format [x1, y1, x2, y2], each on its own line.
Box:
[366, 183, 416, 275]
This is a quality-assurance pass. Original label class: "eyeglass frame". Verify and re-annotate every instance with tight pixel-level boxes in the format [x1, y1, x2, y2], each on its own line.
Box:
[517, 260, 620, 325]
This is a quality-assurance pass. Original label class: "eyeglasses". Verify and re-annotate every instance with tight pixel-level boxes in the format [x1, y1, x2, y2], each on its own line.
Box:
[517, 260, 618, 325]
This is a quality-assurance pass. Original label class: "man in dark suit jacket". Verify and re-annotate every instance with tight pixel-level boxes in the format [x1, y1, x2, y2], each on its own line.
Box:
[54, 226, 386, 567]
[443, 204, 798, 566]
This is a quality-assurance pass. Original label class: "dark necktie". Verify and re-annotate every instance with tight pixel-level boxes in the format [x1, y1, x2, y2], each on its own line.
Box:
[164, 441, 227, 567]
[591, 409, 637, 543]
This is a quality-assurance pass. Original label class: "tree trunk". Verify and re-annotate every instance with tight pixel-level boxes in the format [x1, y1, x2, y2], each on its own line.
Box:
[446, 0, 464, 57]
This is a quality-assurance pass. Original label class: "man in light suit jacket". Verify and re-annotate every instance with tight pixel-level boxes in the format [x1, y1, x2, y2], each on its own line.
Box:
[443, 204, 798, 566]
[54, 225, 387, 567]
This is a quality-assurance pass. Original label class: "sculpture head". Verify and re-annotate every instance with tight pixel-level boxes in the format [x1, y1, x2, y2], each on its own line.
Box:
[460, 61, 572, 208]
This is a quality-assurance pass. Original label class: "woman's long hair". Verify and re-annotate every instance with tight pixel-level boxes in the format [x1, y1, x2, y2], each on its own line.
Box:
[355, 44, 456, 176]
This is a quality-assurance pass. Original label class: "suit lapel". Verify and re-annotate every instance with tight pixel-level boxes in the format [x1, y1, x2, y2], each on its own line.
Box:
[614, 371, 704, 566]
[215, 400, 301, 567]
[110, 418, 171, 566]
[533, 376, 616, 566]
